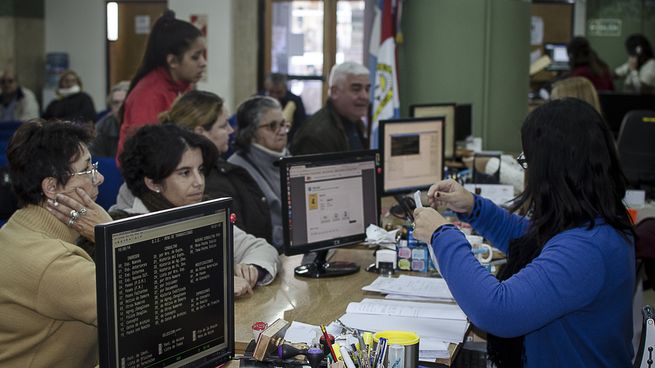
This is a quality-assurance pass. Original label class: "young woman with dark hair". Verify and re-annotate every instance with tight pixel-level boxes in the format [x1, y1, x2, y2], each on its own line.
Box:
[616, 33, 655, 94]
[567, 36, 615, 91]
[414, 98, 635, 367]
[116, 10, 206, 158]
[114, 124, 279, 297]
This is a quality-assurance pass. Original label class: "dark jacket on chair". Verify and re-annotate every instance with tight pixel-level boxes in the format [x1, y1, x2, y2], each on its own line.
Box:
[205, 159, 273, 246]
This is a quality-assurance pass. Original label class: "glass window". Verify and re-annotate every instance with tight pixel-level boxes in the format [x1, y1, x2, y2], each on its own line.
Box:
[336, 1, 365, 64]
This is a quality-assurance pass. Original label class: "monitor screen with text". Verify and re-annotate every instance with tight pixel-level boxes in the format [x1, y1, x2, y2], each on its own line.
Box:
[379, 117, 445, 194]
[95, 198, 234, 368]
[280, 150, 380, 256]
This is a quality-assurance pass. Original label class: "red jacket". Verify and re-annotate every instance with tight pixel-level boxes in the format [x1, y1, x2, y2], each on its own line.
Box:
[116, 67, 191, 160]
[570, 65, 615, 92]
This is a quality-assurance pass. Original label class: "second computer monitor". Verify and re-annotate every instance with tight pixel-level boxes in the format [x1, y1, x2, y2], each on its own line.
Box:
[410, 103, 456, 158]
[379, 117, 445, 195]
[280, 150, 380, 277]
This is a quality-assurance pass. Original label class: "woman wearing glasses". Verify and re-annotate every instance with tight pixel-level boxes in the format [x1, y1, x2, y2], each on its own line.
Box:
[413, 98, 635, 367]
[0, 121, 111, 367]
[160, 91, 273, 244]
[228, 96, 290, 250]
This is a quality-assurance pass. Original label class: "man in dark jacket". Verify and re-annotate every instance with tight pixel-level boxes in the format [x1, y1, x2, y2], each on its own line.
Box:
[289, 62, 370, 155]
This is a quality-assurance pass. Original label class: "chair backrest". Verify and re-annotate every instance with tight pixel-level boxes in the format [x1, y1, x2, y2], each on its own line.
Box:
[617, 110, 655, 187]
[95, 156, 123, 210]
[635, 305, 655, 368]
[598, 92, 655, 136]
[0, 121, 23, 142]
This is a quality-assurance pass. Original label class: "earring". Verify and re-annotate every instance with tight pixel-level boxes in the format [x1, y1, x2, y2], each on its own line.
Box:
[155, 188, 161, 193]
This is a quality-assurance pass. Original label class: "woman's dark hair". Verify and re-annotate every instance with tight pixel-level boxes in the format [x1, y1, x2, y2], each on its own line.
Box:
[487, 98, 635, 367]
[567, 36, 610, 77]
[119, 124, 218, 198]
[121, 10, 202, 122]
[7, 120, 92, 206]
[234, 95, 281, 153]
[625, 33, 654, 69]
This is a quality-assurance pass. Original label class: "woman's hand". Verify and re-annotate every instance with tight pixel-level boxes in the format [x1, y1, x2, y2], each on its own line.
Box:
[234, 276, 254, 297]
[234, 263, 259, 287]
[45, 187, 113, 242]
[427, 179, 474, 214]
[413, 207, 449, 244]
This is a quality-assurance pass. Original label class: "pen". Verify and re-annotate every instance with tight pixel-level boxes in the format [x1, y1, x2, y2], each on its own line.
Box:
[320, 324, 338, 362]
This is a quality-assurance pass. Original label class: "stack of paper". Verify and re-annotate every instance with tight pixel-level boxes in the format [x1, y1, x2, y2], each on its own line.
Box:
[362, 275, 455, 302]
[338, 298, 469, 361]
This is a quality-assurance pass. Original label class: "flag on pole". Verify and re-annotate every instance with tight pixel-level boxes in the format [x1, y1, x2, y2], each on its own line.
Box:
[369, 0, 401, 149]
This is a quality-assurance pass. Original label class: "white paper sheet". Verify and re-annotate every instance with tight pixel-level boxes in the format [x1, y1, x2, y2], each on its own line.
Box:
[338, 313, 469, 344]
[283, 321, 322, 344]
[362, 275, 455, 300]
[346, 298, 466, 321]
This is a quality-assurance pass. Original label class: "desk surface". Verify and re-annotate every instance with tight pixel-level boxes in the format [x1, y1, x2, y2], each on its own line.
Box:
[235, 248, 378, 348]
[234, 247, 458, 366]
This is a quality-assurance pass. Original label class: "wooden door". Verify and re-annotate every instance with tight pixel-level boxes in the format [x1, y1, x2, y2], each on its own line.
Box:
[108, 1, 167, 88]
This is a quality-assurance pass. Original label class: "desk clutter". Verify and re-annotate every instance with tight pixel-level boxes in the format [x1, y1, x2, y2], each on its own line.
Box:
[240, 273, 470, 367]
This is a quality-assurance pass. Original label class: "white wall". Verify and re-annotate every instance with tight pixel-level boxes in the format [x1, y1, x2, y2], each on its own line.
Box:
[169, 0, 235, 111]
[45, 0, 106, 110]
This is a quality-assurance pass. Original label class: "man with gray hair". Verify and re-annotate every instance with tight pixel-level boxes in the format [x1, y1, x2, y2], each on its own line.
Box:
[290, 61, 370, 155]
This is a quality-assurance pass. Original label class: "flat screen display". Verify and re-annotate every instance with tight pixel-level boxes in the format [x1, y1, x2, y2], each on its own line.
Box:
[95, 198, 234, 368]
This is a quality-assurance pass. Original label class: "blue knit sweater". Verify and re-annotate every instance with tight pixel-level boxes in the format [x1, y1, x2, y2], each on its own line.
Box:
[431, 195, 634, 367]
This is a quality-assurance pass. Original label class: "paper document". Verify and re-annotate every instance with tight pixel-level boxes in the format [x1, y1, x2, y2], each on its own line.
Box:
[346, 298, 466, 321]
[363, 275, 454, 300]
[385, 293, 454, 303]
[338, 313, 469, 344]
[283, 321, 321, 344]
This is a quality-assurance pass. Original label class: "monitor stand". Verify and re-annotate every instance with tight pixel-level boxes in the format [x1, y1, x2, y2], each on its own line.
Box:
[294, 250, 360, 278]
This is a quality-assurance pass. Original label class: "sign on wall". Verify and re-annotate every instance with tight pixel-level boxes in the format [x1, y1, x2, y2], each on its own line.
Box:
[588, 18, 622, 37]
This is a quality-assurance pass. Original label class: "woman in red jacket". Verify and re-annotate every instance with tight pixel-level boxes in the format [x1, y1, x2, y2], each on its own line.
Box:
[116, 10, 206, 159]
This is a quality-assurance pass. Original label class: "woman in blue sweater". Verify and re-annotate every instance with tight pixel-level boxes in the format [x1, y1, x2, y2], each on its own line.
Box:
[413, 98, 635, 367]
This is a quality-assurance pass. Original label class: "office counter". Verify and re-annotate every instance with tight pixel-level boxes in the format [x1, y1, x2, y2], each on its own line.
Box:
[234, 247, 459, 366]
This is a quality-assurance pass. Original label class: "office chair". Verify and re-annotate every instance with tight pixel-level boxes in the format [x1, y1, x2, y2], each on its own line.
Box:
[95, 156, 124, 210]
[0, 120, 22, 142]
[617, 110, 655, 192]
[635, 305, 655, 368]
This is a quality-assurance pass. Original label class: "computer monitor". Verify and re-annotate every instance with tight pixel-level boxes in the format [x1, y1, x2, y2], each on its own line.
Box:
[409, 103, 456, 158]
[95, 198, 234, 368]
[280, 150, 380, 278]
[378, 117, 445, 195]
[544, 43, 570, 71]
[454, 104, 473, 142]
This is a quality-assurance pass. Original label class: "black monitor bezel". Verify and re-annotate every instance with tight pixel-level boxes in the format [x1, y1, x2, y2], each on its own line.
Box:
[378, 116, 446, 195]
[409, 102, 456, 158]
[95, 198, 235, 368]
[279, 149, 381, 257]
[454, 103, 473, 142]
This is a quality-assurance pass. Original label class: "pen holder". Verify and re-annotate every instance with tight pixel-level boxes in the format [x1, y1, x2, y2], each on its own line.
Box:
[373, 331, 419, 368]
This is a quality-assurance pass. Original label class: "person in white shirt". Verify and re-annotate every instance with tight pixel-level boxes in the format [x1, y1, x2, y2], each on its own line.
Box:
[615, 33, 655, 94]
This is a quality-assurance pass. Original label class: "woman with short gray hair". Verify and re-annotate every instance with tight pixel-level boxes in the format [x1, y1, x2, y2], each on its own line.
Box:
[228, 95, 289, 250]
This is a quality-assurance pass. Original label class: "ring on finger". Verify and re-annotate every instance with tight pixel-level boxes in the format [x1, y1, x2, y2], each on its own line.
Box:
[67, 218, 76, 227]
[78, 207, 88, 216]
[69, 210, 80, 221]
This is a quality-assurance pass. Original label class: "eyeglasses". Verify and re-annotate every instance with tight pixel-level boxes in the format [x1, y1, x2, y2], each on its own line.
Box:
[259, 119, 290, 133]
[516, 152, 527, 170]
[70, 162, 99, 184]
